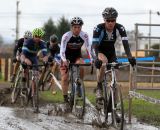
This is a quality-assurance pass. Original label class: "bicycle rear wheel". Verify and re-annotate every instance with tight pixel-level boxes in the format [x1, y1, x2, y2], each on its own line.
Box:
[72, 79, 85, 118]
[111, 84, 124, 130]
[42, 71, 52, 91]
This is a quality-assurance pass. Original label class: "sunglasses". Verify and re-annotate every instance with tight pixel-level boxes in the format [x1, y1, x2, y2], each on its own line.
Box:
[106, 19, 116, 23]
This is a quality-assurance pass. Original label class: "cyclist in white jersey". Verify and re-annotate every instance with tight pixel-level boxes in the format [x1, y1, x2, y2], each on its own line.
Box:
[60, 17, 92, 103]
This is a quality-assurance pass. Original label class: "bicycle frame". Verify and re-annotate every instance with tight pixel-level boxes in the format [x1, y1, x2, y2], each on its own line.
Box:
[105, 65, 117, 112]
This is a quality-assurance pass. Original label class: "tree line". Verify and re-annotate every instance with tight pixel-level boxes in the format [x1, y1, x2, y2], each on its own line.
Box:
[42, 16, 70, 42]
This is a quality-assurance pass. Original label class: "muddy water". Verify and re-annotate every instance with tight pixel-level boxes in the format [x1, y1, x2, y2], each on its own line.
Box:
[0, 105, 159, 130]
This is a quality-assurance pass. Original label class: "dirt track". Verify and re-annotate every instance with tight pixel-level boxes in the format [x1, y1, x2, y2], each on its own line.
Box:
[0, 82, 159, 130]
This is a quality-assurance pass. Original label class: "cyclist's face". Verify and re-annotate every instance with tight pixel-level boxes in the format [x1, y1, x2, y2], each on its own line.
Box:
[105, 19, 116, 31]
[33, 36, 42, 43]
[71, 25, 82, 36]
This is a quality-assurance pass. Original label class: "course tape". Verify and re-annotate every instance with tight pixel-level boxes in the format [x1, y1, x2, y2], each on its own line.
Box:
[129, 91, 160, 104]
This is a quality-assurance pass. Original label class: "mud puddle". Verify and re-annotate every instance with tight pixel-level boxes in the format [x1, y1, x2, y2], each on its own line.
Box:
[0, 103, 159, 130]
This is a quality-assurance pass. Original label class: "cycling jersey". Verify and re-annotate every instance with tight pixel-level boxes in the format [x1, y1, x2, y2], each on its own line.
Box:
[92, 23, 131, 61]
[13, 38, 24, 57]
[22, 39, 47, 57]
[22, 39, 47, 65]
[46, 41, 60, 57]
[60, 31, 92, 63]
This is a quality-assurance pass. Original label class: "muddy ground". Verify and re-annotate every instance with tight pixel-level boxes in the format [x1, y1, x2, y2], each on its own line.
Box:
[0, 83, 159, 130]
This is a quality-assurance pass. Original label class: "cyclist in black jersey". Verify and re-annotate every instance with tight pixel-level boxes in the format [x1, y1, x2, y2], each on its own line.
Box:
[40, 34, 60, 95]
[92, 7, 136, 99]
[10, 31, 32, 82]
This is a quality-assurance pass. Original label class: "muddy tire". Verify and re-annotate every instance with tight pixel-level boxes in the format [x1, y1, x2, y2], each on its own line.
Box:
[11, 75, 21, 104]
[41, 71, 52, 91]
[105, 84, 124, 130]
[72, 79, 85, 119]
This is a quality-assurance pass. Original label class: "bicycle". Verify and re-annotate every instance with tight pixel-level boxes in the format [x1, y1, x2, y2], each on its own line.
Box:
[11, 63, 30, 107]
[96, 62, 130, 130]
[67, 63, 92, 118]
[11, 63, 45, 113]
[39, 62, 61, 91]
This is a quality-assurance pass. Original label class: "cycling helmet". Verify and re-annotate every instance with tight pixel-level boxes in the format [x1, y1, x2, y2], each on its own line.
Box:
[102, 7, 118, 19]
[50, 34, 58, 43]
[32, 28, 45, 37]
[24, 30, 32, 39]
[70, 17, 84, 26]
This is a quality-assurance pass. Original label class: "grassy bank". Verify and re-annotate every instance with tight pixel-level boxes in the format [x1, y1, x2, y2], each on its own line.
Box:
[124, 90, 160, 126]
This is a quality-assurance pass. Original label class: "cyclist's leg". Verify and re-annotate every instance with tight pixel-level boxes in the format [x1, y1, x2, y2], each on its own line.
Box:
[75, 58, 84, 79]
[96, 53, 108, 98]
[60, 61, 69, 102]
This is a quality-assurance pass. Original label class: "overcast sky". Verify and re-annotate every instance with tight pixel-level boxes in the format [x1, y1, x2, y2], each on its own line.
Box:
[1, 0, 160, 43]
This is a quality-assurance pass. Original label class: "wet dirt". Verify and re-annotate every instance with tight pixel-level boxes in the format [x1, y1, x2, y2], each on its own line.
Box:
[0, 84, 160, 130]
[0, 103, 159, 130]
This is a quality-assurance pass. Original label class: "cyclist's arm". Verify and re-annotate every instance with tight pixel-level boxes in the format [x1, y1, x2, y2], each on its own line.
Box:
[118, 24, 132, 58]
[60, 33, 69, 62]
[91, 26, 101, 59]
[81, 32, 93, 61]
[13, 38, 23, 57]
[39, 41, 48, 57]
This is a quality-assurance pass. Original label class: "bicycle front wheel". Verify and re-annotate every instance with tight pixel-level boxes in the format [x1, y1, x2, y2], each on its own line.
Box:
[72, 79, 85, 119]
[11, 69, 22, 104]
[111, 84, 124, 130]
[32, 80, 39, 113]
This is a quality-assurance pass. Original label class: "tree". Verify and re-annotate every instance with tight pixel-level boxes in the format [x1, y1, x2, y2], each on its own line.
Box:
[43, 18, 57, 41]
[56, 16, 70, 41]
[43, 16, 70, 42]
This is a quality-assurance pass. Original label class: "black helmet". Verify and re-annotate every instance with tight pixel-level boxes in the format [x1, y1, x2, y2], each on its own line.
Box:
[70, 17, 84, 26]
[102, 7, 118, 19]
[50, 34, 58, 43]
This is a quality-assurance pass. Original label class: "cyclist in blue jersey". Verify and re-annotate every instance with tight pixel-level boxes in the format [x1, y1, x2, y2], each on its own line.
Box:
[21, 28, 48, 95]
[21, 28, 48, 66]
[92, 7, 136, 99]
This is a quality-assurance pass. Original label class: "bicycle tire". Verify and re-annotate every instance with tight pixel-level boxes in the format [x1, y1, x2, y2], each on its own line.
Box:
[32, 80, 39, 113]
[42, 70, 52, 91]
[11, 69, 22, 104]
[20, 72, 30, 107]
[72, 79, 85, 118]
[111, 84, 124, 130]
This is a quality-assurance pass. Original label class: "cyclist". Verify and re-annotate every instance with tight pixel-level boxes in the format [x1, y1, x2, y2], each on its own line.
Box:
[60, 17, 92, 104]
[10, 30, 32, 82]
[21, 28, 48, 95]
[92, 7, 136, 99]
[38, 34, 60, 94]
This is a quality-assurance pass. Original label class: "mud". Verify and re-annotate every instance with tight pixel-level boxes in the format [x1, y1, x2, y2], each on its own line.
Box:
[0, 103, 159, 130]
[0, 85, 160, 130]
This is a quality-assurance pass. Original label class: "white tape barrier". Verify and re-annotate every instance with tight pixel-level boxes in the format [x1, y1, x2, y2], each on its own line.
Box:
[50, 73, 62, 90]
[129, 91, 160, 104]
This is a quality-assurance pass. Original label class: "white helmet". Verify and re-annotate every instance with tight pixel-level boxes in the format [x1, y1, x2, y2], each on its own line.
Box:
[24, 30, 32, 39]
[70, 17, 84, 26]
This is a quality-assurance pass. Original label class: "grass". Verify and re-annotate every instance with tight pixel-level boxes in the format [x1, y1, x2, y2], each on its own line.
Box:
[39, 90, 64, 103]
[124, 90, 160, 126]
